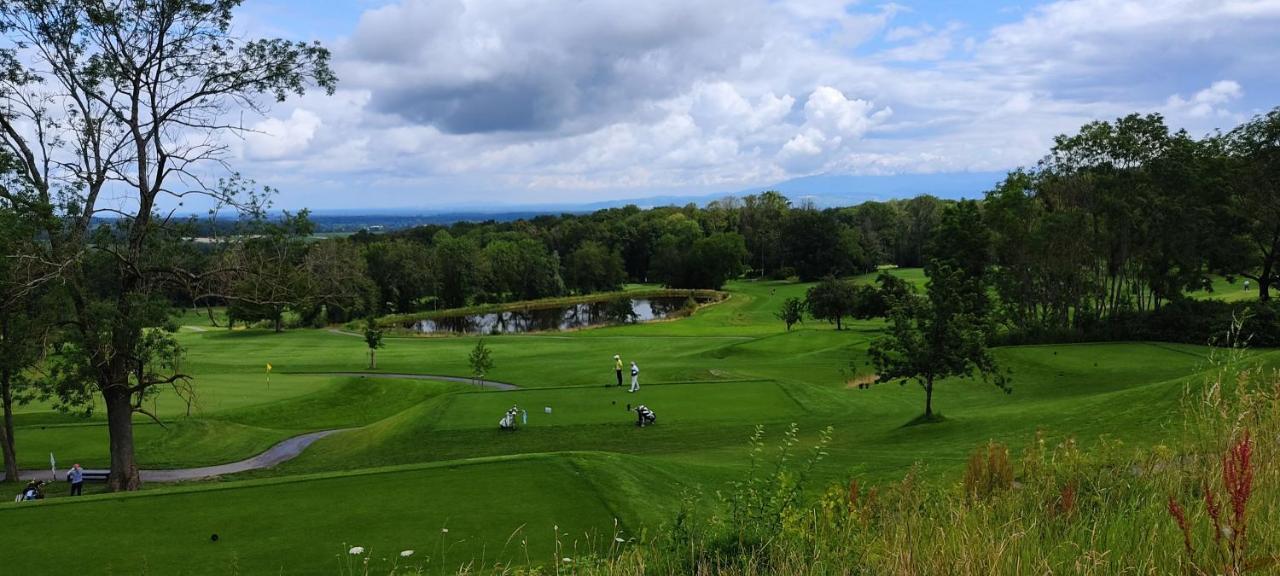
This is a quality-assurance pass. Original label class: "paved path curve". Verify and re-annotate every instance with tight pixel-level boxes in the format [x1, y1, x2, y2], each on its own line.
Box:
[292, 371, 520, 391]
[15, 373, 518, 484]
[19, 429, 345, 484]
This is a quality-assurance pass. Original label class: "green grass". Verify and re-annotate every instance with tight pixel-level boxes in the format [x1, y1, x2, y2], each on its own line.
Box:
[1187, 274, 1259, 302]
[0, 454, 642, 575]
[2, 270, 1273, 573]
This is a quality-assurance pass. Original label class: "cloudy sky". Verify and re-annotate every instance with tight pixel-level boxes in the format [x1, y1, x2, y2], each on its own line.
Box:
[223, 0, 1280, 210]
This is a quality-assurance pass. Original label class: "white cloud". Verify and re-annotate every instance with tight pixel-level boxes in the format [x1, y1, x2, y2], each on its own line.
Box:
[1165, 80, 1244, 118]
[213, 0, 1280, 208]
[243, 109, 323, 161]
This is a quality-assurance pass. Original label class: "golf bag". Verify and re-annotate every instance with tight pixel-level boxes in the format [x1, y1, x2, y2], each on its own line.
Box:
[16, 481, 45, 502]
[635, 405, 656, 427]
[499, 405, 520, 430]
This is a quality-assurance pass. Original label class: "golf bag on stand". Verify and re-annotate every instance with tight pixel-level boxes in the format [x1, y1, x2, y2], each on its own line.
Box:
[635, 404, 656, 427]
[499, 405, 520, 430]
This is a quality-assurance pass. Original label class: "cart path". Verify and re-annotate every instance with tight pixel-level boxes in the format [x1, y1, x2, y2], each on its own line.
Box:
[290, 371, 520, 391]
[15, 374, 517, 484]
[18, 429, 347, 484]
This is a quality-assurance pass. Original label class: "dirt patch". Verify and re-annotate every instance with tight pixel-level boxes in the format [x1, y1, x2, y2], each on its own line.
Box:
[846, 374, 879, 389]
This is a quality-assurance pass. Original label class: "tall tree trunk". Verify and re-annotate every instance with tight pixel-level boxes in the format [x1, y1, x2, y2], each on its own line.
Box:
[369, 349, 377, 370]
[1259, 255, 1274, 302]
[924, 375, 934, 418]
[1, 312, 18, 482]
[104, 386, 141, 491]
[1, 367, 17, 482]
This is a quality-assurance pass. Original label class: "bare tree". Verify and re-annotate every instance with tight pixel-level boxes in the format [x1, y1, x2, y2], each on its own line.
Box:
[0, 0, 335, 491]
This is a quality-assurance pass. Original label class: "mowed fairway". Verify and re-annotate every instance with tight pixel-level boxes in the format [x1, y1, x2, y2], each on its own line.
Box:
[2, 272, 1274, 574]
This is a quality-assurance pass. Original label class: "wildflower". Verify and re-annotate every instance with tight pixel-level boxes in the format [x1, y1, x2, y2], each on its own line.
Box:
[1223, 430, 1254, 540]
[441, 528, 449, 533]
[562, 557, 572, 563]
[1204, 485, 1223, 546]
[400, 550, 414, 558]
[1166, 497, 1193, 555]
[348, 546, 365, 555]
[614, 537, 625, 543]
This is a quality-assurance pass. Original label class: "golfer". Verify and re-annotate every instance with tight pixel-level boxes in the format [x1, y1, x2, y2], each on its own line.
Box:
[613, 354, 624, 387]
[629, 361, 640, 392]
[68, 463, 84, 496]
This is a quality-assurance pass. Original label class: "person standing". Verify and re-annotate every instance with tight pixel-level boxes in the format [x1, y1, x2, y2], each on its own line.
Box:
[68, 463, 84, 496]
[629, 361, 640, 392]
[613, 354, 624, 387]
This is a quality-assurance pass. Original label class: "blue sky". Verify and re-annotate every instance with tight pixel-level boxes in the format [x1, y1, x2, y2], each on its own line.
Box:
[212, 0, 1280, 210]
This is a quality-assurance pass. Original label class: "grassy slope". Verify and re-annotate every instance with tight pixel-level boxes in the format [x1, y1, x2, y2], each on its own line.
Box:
[2, 269, 1274, 573]
[0, 454, 654, 575]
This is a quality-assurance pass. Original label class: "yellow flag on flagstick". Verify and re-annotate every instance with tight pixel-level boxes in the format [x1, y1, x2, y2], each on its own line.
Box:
[266, 363, 272, 372]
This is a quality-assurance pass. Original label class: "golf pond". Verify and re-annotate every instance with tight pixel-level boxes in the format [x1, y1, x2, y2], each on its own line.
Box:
[406, 296, 707, 334]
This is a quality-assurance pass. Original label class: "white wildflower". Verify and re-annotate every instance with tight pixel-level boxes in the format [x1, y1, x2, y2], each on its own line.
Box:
[615, 537, 625, 543]
[400, 550, 414, 558]
[441, 528, 449, 533]
[348, 546, 365, 555]
[562, 557, 572, 563]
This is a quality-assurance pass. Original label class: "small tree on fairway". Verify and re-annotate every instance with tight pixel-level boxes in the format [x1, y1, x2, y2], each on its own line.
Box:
[363, 318, 385, 370]
[806, 276, 858, 330]
[776, 297, 805, 331]
[469, 339, 495, 389]
[868, 264, 1008, 420]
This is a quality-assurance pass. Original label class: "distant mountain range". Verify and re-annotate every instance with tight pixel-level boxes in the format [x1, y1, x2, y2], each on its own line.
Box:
[304, 171, 1008, 231]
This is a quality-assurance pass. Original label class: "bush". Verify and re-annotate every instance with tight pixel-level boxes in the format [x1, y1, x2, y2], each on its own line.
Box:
[995, 299, 1280, 347]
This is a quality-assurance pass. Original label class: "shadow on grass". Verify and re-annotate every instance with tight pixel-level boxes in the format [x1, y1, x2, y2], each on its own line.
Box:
[901, 412, 948, 427]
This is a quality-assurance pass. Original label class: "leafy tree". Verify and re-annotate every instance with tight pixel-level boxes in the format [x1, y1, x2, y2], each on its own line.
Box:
[224, 212, 314, 332]
[843, 201, 903, 265]
[565, 240, 626, 294]
[482, 238, 564, 300]
[654, 232, 748, 289]
[805, 276, 858, 330]
[869, 264, 1008, 420]
[688, 232, 748, 289]
[899, 196, 945, 267]
[0, 0, 334, 490]
[433, 231, 482, 308]
[1222, 108, 1280, 300]
[299, 239, 377, 325]
[363, 240, 435, 314]
[927, 200, 994, 317]
[785, 208, 871, 281]
[776, 297, 805, 331]
[468, 339, 495, 389]
[0, 204, 46, 481]
[363, 317, 384, 370]
[739, 191, 790, 277]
